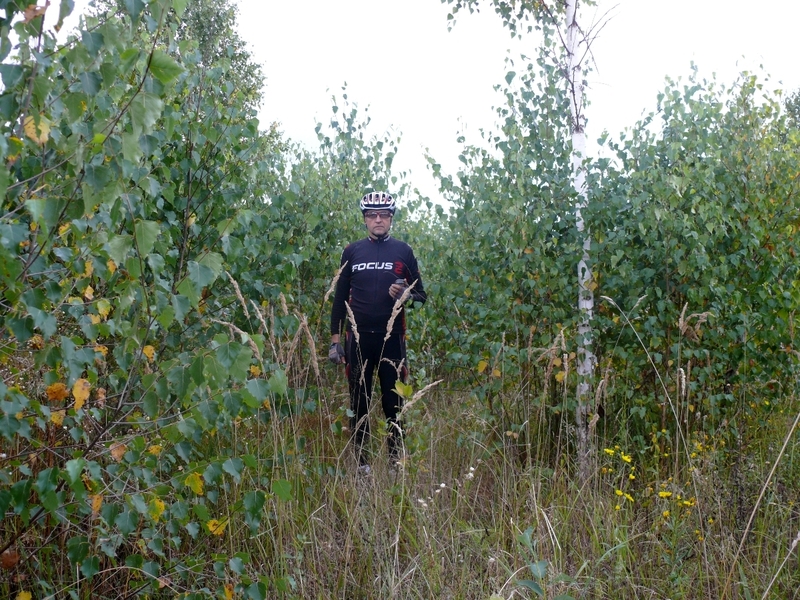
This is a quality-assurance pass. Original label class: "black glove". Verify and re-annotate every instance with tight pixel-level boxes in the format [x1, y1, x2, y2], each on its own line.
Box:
[328, 342, 345, 365]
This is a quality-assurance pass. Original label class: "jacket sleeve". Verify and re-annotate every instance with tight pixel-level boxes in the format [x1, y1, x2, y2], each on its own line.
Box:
[330, 249, 351, 335]
[405, 248, 427, 307]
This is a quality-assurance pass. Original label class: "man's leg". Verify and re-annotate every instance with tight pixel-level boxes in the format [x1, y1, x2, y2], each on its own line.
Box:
[346, 331, 373, 465]
[377, 333, 407, 462]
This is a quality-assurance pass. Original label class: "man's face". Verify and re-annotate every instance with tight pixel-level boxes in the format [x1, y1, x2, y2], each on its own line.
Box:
[364, 210, 393, 238]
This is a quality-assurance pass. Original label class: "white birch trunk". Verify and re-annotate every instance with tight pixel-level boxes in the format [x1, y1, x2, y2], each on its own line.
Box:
[565, 0, 595, 480]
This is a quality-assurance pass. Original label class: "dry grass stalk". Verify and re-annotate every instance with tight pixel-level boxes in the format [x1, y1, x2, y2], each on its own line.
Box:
[267, 304, 280, 363]
[380, 357, 406, 380]
[226, 271, 250, 320]
[761, 529, 800, 600]
[384, 280, 417, 342]
[678, 302, 713, 341]
[279, 293, 289, 317]
[284, 315, 306, 374]
[399, 378, 444, 416]
[540, 328, 566, 398]
[324, 261, 348, 305]
[210, 318, 261, 360]
[250, 299, 268, 336]
[722, 408, 800, 600]
[300, 315, 320, 381]
[345, 301, 360, 345]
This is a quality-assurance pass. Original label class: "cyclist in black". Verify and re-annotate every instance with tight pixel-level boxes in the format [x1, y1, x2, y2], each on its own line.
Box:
[329, 191, 427, 473]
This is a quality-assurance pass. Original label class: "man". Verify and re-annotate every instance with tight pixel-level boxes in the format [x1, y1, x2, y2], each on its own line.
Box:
[329, 191, 427, 472]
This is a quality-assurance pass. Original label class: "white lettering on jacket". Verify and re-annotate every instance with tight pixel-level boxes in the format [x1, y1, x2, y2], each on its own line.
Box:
[352, 262, 394, 272]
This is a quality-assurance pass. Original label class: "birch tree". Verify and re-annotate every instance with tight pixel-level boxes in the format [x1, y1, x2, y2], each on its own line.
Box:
[442, 0, 601, 478]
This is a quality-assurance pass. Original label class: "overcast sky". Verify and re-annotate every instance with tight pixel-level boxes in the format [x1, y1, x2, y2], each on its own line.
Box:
[234, 0, 800, 200]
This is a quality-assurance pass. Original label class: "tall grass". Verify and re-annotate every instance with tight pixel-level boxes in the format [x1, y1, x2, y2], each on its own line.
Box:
[213, 295, 800, 599]
[3, 292, 799, 599]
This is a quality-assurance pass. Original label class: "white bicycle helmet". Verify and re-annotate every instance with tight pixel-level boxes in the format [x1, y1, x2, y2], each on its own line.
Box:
[359, 191, 396, 215]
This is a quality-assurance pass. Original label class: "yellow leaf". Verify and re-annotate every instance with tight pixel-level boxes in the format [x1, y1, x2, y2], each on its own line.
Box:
[185, 472, 204, 495]
[50, 409, 65, 426]
[83, 285, 94, 301]
[90, 494, 103, 515]
[206, 518, 227, 536]
[249, 365, 261, 377]
[89, 314, 101, 325]
[94, 345, 108, 357]
[149, 497, 166, 522]
[477, 360, 488, 374]
[16, 591, 32, 600]
[107, 259, 117, 274]
[72, 378, 91, 411]
[491, 368, 501, 378]
[393, 381, 413, 398]
[83, 260, 94, 278]
[142, 345, 155, 362]
[23, 114, 50, 145]
[46, 382, 69, 402]
[58, 223, 70, 236]
[97, 299, 111, 319]
[555, 371, 566, 383]
[224, 583, 235, 600]
[552, 357, 562, 367]
[23, 3, 48, 22]
[523, 247, 533, 254]
[110, 442, 127, 462]
[148, 444, 163, 456]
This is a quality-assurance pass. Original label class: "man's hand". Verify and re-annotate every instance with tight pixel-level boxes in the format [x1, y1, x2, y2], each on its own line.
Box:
[389, 279, 408, 301]
[328, 342, 345, 365]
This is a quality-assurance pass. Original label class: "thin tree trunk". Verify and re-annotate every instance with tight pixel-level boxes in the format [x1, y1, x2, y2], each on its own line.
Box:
[565, 0, 595, 481]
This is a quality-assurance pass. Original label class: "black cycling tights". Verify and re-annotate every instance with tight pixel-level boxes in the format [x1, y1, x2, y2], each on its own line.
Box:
[346, 330, 407, 465]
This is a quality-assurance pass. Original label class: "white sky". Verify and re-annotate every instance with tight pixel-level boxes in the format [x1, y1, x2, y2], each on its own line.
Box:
[236, 0, 800, 201]
[58, 1, 800, 201]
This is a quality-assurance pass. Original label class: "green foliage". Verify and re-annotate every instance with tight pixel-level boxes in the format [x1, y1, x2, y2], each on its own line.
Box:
[589, 70, 800, 441]
[0, 0, 308, 596]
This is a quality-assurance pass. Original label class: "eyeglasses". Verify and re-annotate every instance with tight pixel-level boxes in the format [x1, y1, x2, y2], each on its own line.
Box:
[364, 210, 393, 220]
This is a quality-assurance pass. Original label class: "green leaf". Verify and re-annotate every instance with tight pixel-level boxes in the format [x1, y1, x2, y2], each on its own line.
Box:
[81, 555, 100, 578]
[149, 49, 184, 84]
[529, 559, 548, 579]
[67, 535, 89, 564]
[0, 64, 24, 88]
[172, 0, 189, 16]
[267, 370, 288, 397]
[122, 132, 143, 162]
[243, 490, 265, 516]
[115, 509, 139, 536]
[517, 580, 544, 596]
[197, 252, 223, 280]
[222, 457, 244, 483]
[57, 0, 76, 30]
[272, 479, 293, 502]
[79, 71, 101, 95]
[134, 219, 159, 257]
[229, 556, 245, 575]
[186, 260, 216, 289]
[107, 234, 133, 265]
[124, 0, 146, 20]
[130, 92, 164, 136]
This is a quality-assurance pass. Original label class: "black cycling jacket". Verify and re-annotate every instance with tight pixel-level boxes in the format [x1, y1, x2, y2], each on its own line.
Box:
[330, 235, 427, 336]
